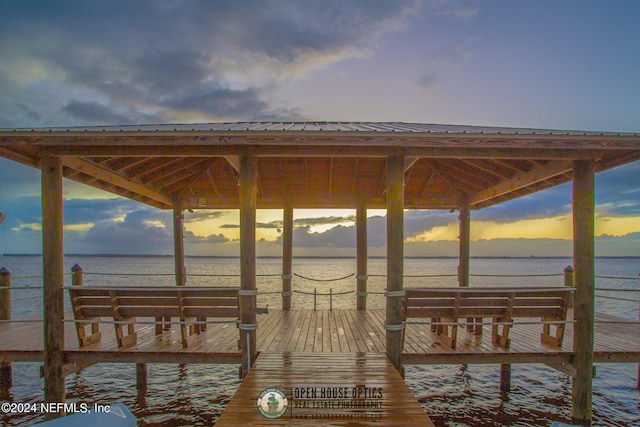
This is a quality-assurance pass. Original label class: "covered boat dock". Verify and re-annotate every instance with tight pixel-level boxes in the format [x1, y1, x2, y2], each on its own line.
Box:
[1, 121, 640, 425]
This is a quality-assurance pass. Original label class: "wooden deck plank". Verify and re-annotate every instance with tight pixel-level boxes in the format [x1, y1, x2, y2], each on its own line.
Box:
[215, 352, 435, 426]
[1, 309, 639, 365]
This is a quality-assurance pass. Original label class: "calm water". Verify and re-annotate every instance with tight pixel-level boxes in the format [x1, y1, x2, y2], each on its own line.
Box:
[1, 256, 639, 426]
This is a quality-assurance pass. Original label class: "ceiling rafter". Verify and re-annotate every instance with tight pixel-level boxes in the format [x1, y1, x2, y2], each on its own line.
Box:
[470, 160, 573, 207]
[133, 158, 188, 181]
[62, 157, 172, 208]
[149, 159, 210, 187]
[350, 157, 360, 203]
[418, 166, 437, 200]
[427, 159, 484, 193]
[436, 159, 496, 187]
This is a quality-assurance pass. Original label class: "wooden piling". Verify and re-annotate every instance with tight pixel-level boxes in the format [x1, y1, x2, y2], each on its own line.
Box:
[239, 154, 257, 378]
[136, 363, 148, 392]
[356, 204, 368, 310]
[500, 363, 511, 394]
[282, 204, 293, 311]
[386, 155, 404, 374]
[41, 156, 66, 418]
[0, 267, 12, 389]
[571, 159, 595, 427]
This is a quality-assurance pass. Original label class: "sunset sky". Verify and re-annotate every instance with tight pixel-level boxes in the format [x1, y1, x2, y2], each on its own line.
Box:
[1, 1, 639, 257]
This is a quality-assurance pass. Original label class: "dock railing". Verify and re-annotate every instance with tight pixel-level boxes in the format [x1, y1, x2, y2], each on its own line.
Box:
[1, 264, 640, 388]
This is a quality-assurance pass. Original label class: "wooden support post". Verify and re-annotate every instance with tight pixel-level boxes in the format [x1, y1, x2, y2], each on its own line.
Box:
[136, 363, 148, 392]
[458, 193, 470, 288]
[174, 200, 186, 287]
[458, 194, 475, 332]
[0, 267, 12, 390]
[637, 272, 640, 390]
[239, 154, 258, 378]
[41, 156, 65, 418]
[356, 204, 368, 310]
[282, 204, 293, 311]
[500, 363, 511, 394]
[173, 200, 188, 333]
[565, 265, 574, 308]
[571, 159, 595, 427]
[385, 155, 404, 375]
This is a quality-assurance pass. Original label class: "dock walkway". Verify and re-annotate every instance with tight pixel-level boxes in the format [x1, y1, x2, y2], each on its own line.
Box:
[215, 352, 435, 426]
[1, 309, 639, 365]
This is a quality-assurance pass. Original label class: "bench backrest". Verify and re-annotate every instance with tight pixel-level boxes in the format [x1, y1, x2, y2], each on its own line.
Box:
[404, 287, 571, 320]
[69, 286, 240, 320]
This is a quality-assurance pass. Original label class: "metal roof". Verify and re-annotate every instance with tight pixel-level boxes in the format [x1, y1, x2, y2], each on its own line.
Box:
[2, 121, 638, 136]
[1, 121, 639, 211]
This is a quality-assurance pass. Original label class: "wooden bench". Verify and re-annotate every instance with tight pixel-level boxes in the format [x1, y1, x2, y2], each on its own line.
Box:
[68, 286, 266, 349]
[403, 287, 572, 349]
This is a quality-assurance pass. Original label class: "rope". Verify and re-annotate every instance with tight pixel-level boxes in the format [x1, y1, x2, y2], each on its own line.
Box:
[0, 319, 43, 323]
[11, 295, 41, 302]
[594, 288, 639, 293]
[0, 286, 44, 290]
[595, 275, 639, 281]
[404, 274, 458, 278]
[470, 273, 563, 277]
[85, 272, 173, 276]
[595, 294, 640, 303]
[293, 290, 354, 296]
[186, 273, 239, 277]
[406, 319, 576, 327]
[293, 272, 355, 282]
[62, 318, 236, 326]
[595, 320, 640, 325]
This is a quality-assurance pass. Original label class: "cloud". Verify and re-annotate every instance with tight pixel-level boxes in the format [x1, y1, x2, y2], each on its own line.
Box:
[296, 216, 356, 227]
[595, 161, 640, 216]
[186, 211, 227, 223]
[426, 0, 479, 21]
[0, 0, 419, 127]
[68, 208, 173, 254]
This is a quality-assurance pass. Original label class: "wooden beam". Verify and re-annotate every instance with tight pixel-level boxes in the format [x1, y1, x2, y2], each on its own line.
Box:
[225, 156, 240, 172]
[0, 146, 38, 166]
[41, 156, 65, 418]
[386, 155, 404, 374]
[173, 200, 186, 286]
[470, 160, 573, 207]
[64, 351, 242, 365]
[546, 361, 577, 378]
[37, 143, 610, 159]
[403, 353, 573, 365]
[404, 156, 419, 172]
[62, 157, 172, 207]
[571, 159, 596, 427]
[239, 154, 258, 378]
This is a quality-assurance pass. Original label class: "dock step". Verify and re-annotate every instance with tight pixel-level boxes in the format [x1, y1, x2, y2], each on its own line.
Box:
[216, 352, 434, 426]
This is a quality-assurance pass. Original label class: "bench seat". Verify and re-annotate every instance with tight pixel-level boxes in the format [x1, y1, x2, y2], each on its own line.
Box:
[67, 286, 266, 349]
[403, 287, 572, 349]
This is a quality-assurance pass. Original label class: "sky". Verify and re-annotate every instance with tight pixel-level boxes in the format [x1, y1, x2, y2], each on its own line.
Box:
[1, 0, 639, 257]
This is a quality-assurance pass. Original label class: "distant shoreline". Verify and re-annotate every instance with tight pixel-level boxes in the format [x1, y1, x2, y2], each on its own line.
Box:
[1, 253, 638, 259]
